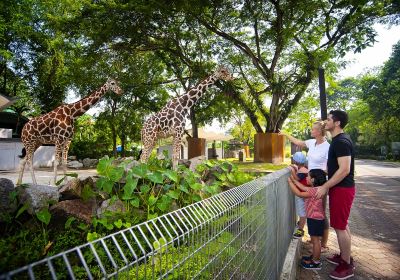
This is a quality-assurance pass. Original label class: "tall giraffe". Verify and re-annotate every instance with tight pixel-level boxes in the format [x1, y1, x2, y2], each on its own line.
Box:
[140, 66, 233, 168]
[17, 78, 122, 185]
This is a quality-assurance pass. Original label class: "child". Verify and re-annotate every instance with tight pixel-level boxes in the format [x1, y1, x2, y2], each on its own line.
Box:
[289, 151, 308, 239]
[288, 169, 327, 270]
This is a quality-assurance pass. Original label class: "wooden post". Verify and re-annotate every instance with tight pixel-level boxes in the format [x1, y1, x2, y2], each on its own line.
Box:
[254, 133, 284, 163]
[187, 138, 206, 159]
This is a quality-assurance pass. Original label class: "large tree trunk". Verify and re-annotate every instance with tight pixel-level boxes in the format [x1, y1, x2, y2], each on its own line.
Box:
[190, 107, 198, 138]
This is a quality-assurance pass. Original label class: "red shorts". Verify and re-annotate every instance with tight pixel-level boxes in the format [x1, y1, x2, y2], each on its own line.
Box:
[329, 186, 355, 230]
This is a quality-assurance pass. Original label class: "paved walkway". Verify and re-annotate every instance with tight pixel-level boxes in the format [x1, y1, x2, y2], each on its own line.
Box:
[297, 160, 400, 279]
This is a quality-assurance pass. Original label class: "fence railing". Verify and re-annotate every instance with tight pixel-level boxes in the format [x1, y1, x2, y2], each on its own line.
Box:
[1, 168, 296, 280]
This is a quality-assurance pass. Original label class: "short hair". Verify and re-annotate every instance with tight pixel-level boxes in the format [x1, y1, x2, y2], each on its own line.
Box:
[329, 110, 348, 129]
[309, 169, 327, 187]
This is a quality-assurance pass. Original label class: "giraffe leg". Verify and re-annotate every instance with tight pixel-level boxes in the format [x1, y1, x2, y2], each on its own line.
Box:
[16, 155, 27, 185]
[140, 132, 157, 163]
[24, 146, 38, 186]
[53, 142, 63, 185]
[62, 140, 71, 179]
[172, 129, 183, 169]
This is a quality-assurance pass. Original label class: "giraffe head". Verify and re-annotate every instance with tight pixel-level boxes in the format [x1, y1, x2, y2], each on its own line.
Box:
[214, 66, 233, 81]
[106, 78, 123, 95]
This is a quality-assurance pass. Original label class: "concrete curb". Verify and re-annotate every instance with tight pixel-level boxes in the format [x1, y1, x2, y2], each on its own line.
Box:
[280, 238, 302, 280]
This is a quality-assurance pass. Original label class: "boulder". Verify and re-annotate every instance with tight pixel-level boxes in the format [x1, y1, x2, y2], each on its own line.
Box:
[50, 199, 97, 225]
[124, 160, 140, 172]
[97, 198, 126, 218]
[178, 159, 191, 168]
[17, 184, 59, 214]
[188, 155, 206, 171]
[82, 158, 98, 168]
[67, 160, 83, 169]
[0, 178, 18, 221]
[59, 177, 97, 201]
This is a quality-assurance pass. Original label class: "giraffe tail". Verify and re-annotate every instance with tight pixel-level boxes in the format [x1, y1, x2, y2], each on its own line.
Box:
[19, 147, 26, 159]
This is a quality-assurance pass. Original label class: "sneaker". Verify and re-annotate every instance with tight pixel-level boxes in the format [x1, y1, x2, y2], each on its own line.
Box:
[326, 254, 354, 266]
[301, 259, 322, 270]
[293, 229, 304, 239]
[326, 254, 342, 265]
[329, 260, 354, 279]
[301, 255, 313, 261]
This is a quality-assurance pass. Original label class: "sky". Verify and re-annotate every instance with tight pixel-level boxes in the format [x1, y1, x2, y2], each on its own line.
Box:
[338, 23, 400, 78]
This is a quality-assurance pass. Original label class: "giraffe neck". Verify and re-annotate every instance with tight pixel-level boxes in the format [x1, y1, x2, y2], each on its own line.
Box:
[180, 74, 218, 110]
[68, 84, 108, 119]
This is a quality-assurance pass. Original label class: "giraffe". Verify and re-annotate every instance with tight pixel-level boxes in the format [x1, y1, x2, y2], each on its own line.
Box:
[140, 66, 233, 168]
[17, 78, 122, 186]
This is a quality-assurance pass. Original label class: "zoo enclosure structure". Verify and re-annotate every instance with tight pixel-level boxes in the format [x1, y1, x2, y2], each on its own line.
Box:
[1, 168, 296, 279]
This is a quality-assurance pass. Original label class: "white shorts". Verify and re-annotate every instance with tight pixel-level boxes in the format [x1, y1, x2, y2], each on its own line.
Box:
[295, 196, 306, 217]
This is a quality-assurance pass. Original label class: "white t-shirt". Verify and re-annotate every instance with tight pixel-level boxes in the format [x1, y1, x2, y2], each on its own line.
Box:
[305, 139, 330, 171]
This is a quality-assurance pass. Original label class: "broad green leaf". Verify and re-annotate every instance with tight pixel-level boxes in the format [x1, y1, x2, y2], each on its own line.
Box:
[123, 222, 131, 228]
[97, 156, 113, 176]
[114, 219, 123, 229]
[96, 177, 114, 194]
[147, 213, 158, 220]
[179, 184, 189, 193]
[130, 197, 140, 208]
[192, 194, 202, 202]
[147, 171, 164, 184]
[156, 195, 172, 211]
[148, 195, 158, 206]
[190, 183, 202, 191]
[131, 164, 148, 178]
[140, 184, 151, 194]
[220, 162, 231, 172]
[167, 190, 180, 199]
[163, 170, 178, 182]
[109, 167, 124, 182]
[123, 176, 138, 197]
[226, 173, 235, 182]
[16, 204, 28, 218]
[65, 217, 76, 229]
[36, 208, 51, 225]
[87, 232, 99, 242]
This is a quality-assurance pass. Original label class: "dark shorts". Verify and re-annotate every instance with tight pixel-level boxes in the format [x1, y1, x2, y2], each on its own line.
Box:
[329, 186, 356, 230]
[307, 218, 325, 237]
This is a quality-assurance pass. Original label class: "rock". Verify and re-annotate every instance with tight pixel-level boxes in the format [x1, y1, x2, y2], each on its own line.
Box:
[59, 177, 97, 201]
[67, 156, 77, 161]
[50, 199, 97, 225]
[0, 178, 18, 221]
[124, 160, 140, 172]
[58, 178, 82, 200]
[67, 160, 83, 169]
[17, 184, 59, 214]
[97, 198, 126, 218]
[188, 155, 206, 171]
[82, 158, 98, 168]
[178, 159, 191, 168]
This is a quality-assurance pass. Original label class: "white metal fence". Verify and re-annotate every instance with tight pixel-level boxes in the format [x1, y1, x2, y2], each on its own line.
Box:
[1, 168, 296, 279]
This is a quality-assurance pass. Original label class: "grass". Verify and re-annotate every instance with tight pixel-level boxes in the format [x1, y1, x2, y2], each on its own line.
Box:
[224, 157, 290, 173]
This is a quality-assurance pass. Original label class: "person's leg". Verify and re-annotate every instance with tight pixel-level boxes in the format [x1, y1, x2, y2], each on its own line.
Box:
[311, 236, 321, 261]
[335, 228, 351, 263]
[298, 216, 306, 229]
[321, 197, 329, 248]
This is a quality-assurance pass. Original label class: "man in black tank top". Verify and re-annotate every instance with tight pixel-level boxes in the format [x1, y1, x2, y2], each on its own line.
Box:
[315, 110, 356, 279]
